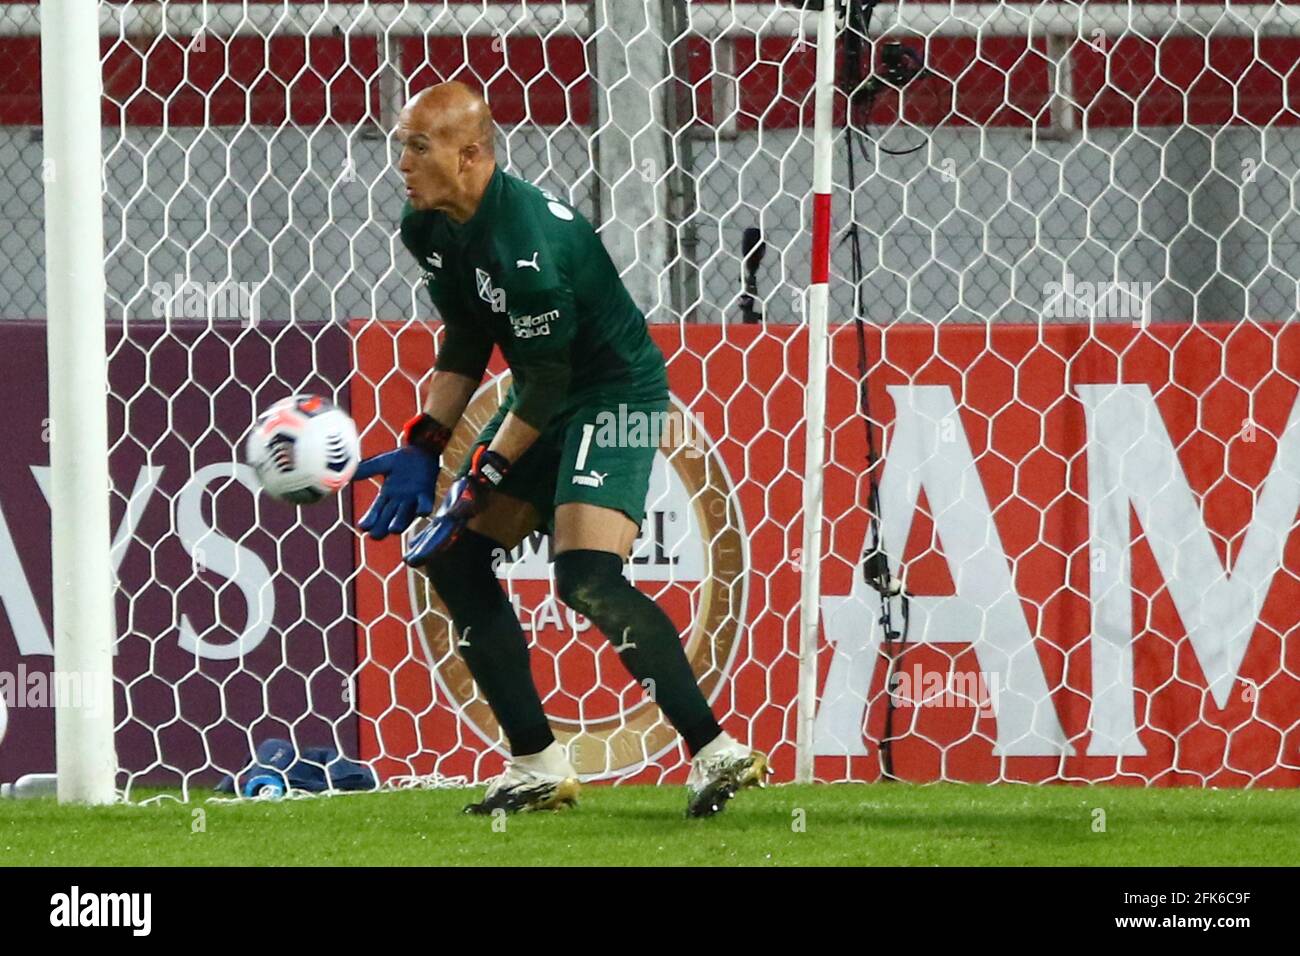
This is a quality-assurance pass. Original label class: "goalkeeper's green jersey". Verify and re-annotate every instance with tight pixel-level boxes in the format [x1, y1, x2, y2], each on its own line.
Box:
[399, 167, 668, 429]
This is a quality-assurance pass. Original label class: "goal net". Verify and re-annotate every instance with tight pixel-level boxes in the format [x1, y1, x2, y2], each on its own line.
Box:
[3, 0, 1297, 795]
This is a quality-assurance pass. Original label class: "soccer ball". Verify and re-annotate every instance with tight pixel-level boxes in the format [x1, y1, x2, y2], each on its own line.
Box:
[245, 395, 360, 504]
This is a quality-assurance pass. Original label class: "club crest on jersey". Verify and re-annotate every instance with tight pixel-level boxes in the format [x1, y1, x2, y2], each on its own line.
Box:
[476, 268, 506, 313]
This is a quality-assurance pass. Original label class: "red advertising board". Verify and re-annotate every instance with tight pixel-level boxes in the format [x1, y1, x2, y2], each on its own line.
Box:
[350, 320, 1300, 787]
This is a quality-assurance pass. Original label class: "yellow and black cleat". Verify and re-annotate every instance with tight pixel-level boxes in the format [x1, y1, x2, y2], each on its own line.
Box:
[463, 775, 581, 815]
[686, 751, 770, 818]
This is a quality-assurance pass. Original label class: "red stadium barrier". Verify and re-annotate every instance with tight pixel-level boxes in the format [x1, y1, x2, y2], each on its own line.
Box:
[1, 10, 1297, 128]
[349, 320, 1300, 787]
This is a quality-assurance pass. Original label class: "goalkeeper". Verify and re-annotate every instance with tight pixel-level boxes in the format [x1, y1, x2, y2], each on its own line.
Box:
[354, 81, 767, 817]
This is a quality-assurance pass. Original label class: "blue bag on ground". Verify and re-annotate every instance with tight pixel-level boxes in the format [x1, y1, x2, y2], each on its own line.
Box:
[216, 738, 377, 795]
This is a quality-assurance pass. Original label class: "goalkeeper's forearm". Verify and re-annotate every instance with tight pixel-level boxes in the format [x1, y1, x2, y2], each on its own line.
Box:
[421, 370, 479, 432]
[486, 412, 541, 464]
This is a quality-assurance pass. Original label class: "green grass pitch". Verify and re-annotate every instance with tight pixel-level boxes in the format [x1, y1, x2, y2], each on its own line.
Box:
[1, 783, 1297, 866]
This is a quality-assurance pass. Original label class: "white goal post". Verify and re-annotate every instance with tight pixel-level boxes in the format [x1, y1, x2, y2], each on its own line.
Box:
[40, 0, 117, 805]
[18, 1, 1300, 798]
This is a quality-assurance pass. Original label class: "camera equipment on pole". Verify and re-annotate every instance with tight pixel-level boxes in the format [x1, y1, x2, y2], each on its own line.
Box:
[839, 0, 929, 780]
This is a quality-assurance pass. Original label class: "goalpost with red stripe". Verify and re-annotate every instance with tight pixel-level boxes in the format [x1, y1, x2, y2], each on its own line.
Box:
[798, 0, 838, 784]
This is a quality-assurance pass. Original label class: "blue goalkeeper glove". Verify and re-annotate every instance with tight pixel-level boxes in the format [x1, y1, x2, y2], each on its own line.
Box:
[403, 445, 509, 566]
[354, 413, 450, 540]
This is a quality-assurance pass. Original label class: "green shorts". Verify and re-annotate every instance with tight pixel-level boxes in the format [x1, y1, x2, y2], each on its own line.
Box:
[458, 398, 667, 532]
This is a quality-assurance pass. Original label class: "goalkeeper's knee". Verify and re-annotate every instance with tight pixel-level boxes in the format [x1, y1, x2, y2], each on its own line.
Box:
[553, 549, 627, 626]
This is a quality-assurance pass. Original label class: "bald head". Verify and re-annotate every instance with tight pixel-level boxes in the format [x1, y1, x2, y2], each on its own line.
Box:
[396, 81, 498, 218]
[405, 81, 496, 160]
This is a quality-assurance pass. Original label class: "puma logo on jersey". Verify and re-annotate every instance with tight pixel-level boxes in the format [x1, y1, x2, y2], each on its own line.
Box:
[516, 252, 540, 272]
[571, 470, 608, 488]
[419, 252, 442, 282]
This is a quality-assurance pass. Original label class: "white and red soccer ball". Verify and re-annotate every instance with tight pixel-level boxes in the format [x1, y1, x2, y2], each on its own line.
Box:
[245, 395, 360, 504]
